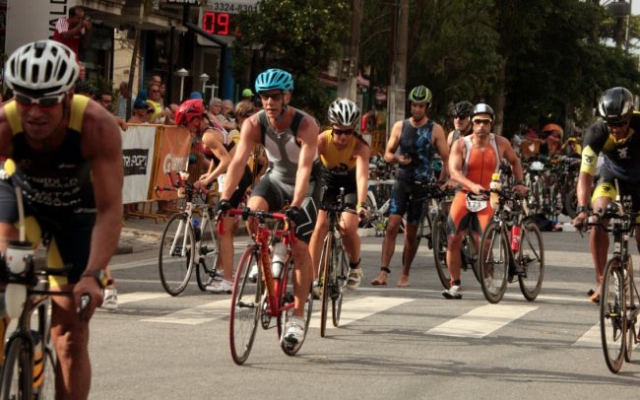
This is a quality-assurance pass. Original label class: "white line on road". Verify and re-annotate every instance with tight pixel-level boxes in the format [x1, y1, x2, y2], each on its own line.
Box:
[427, 304, 537, 338]
[574, 323, 601, 347]
[141, 298, 230, 325]
[309, 296, 412, 329]
[117, 292, 171, 304]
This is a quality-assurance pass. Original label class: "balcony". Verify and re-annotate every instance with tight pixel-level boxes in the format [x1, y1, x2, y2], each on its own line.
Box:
[81, 0, 186, 31]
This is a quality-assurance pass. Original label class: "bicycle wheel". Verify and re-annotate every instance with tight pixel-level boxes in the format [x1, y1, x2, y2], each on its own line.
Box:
[229, 246, 262, 365]
[517, 220, 545, 301]
[196, 216, 220, 291]
[33, 347, 55, 400]
[281, 259, 314, 356]
[625, 258, 635, 363]
[332, 237, 348, 328]
[479, 221, 509, 303]
[600, 258, 626, 373]
[319, 233, 333, 338]
[159, 213, 195, 296]
[416, 209, 433, 249]
[1, 336, 33, 400]
[432, 213, 451, 289]
[462, 231, 482, 283]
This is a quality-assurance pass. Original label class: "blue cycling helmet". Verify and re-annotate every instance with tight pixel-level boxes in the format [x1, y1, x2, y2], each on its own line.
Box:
[255, 68, 294, 93]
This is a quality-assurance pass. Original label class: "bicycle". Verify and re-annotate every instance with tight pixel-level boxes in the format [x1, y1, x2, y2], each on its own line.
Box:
[589, 193, 640, 373]
[155, 171, 221, 296]
[316, 189, 355, 337]
[219, 208, 314, 365]
[478, 186, 545, 303]
[430, 187, 482, 289]
[0, 242, 90, 399]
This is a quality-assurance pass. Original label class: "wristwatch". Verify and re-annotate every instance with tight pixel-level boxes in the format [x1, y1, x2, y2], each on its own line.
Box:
[82, 270, 110, 289]
[576, 205, 589, 214]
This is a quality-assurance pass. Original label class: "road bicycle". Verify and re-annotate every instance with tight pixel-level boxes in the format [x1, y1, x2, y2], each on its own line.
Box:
[590, 192, 640, 373]
[220, 208, 313, 365]
[365, 179, 398, 236]
[0, 243, 89, 400]
[478, 187, 545, 303]
[155, 171, 221, 296]
[430, 188, 482, 289]
[316, 189, 353, 337]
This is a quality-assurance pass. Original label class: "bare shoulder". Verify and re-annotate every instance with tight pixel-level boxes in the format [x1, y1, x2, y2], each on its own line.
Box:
[0, 103, 14, 157]
[80, 98, 122, 158]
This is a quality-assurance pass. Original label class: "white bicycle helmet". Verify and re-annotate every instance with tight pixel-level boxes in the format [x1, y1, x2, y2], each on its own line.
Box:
[5, 40, 79, 97]
[327, 98, 360, 127]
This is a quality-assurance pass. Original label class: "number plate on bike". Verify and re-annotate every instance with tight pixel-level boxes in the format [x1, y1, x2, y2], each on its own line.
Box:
[466, 193, 488, 212]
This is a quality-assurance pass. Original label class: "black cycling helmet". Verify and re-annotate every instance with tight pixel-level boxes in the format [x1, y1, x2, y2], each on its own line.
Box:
[408, 85, 432, 104]
[452, 101, 474, 118]
[471, 103, 495, 120]
[597, 86, 634, 125]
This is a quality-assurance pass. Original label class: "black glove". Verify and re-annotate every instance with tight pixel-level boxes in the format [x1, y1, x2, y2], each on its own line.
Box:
[284, 206, 304, 226]
[215, 199, 232, 214]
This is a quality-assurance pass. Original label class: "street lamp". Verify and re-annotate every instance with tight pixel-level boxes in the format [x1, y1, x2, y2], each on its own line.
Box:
[175, 68, 189, 101]
[199, 73, 210, 94]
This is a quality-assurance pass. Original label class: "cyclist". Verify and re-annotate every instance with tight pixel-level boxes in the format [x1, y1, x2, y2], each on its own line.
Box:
[572, 86, 640, 303]
[0, 40, 123, 399]
[174, 99, 252, 293]
[447, 101, 474, 147]
[217, 68, 321, 346]
[445, 103, 527, 299]
[309, 98, 371, 291]
[370, 85, 449, 287]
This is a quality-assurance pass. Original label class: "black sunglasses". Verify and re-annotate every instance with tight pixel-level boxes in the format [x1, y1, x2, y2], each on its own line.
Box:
[606, 119, 628, 128]
[15, 92, 66, 108]
[259, 92, 284, 101]
[332, 128, 355, 136]
[472, 118, 492, 125]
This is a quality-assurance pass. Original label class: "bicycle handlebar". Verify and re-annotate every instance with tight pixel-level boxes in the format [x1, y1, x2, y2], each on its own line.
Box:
[216, 207, 288, 236]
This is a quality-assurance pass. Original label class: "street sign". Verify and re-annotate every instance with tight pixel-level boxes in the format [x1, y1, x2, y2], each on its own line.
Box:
[208, 0, 260, 14]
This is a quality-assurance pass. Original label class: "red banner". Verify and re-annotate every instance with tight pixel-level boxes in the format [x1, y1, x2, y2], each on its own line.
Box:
[148, 125, 193, 201]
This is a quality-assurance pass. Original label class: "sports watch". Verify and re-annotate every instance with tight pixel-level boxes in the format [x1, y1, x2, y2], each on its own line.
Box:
[82, 269, 110, 289]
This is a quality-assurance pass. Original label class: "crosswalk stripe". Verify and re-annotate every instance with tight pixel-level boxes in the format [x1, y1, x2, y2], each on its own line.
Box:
[308, 296, 412, 329]
[574, 324, 601, 347]
[117, 292, 170, 304]
[141, 299, 231, 325]
[427, 304, 537, 338]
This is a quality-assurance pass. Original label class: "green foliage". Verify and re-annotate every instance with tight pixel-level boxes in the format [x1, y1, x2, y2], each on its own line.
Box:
[232, 0, 350, 120]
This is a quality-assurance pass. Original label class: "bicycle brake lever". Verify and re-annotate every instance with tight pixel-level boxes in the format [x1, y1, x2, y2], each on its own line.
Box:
[78, 293, 91, 322]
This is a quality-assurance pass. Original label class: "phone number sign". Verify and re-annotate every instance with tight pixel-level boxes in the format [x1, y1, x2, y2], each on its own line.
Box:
[209, 1, 260, 14]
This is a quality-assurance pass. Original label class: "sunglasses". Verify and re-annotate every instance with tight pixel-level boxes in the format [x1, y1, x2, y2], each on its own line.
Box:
[260, 92, 284, 101]
[15, 92, 66, 108]
[606, 119, 629, 128]
[454, 115, 469, 120]
[472, 118, 492, 125]
[332, 128, 355, 136]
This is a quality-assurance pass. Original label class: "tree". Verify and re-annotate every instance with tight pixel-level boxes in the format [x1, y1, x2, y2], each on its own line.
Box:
[232, 0, 351, 121]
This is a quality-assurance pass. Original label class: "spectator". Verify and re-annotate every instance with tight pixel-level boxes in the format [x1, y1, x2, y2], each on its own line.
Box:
[53, 6, 91, 59]
[145, 83, 164, 123]
[222, 99, 236, 123]
[208, 97, 236, 131]
[115, 82, 131, 121]
[95, 90, 127, 131]
[241, 88, 253, 102]
[78, 61, 86, 81]
[127, 98, 152, 124]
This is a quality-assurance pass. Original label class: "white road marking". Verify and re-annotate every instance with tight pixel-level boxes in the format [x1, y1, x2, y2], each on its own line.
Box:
[309, 296, 412, 329]
[141, 298, 230, 325]
[427, 304, 537, 338]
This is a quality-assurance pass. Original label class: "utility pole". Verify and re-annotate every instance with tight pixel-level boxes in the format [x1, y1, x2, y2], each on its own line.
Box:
[337, 0, 363, 101]
[388, 0, 408, 140]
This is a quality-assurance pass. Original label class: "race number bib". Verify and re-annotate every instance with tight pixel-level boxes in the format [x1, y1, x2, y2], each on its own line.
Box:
[466, 193, 488, 212]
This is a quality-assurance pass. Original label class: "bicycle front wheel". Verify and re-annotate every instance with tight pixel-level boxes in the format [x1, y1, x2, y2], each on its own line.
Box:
[432, 213, 451, 289]
[417, 209, 433, 249]
[332, 238, 348, 328]
[159, 213, 196, 296]
[229, 246, 262, 365]
[600, 258, 626, 373]
[1, 336, 33, 400]
[33, 347, 55, 400]
[517, 220, 545, 301]
[319, 233, 333, 338]
[196, 217, 220, 291]
[479, 221, 509, 304]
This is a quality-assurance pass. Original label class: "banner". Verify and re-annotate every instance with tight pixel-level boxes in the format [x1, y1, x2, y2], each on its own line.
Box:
[149, 125, 193, 201]
[122, 125, 157, 204]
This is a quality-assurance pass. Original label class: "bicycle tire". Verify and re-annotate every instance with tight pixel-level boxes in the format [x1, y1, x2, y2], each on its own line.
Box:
[479, 221, 509, 303]
[600, 258, 626, 373]
[416, 208, 433, 249]
[158, 213, 196, 296]
[281, 259, 314, 356]
[517, 220, 545, 301]
[432, 213, 451, 289]
[332, 237, 348, 328]
[1, 335, 33, 400]
[564, 187, 578, 219]
[462, 231, 482, 283]
[625, 258, 636, 363]
[229, 246, 261, 365]
[319, 233, 333, 337]
[196, 216, 220, 291]
[33, 347, 55, 400]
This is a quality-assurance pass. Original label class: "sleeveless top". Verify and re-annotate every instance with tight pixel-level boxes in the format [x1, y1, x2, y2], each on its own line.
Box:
[5, 95, 96, 214]
[258, 109, 320, 186]
[397, 119, 435, 182]
[461, 133, 501, 189]
[319, 129, 357, 190]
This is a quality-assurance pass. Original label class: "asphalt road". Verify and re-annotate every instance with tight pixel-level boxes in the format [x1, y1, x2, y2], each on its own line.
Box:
[85, 229, 640, 400]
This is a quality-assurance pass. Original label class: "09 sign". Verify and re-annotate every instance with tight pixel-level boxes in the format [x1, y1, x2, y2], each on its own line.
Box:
[201, 11, 235, 36]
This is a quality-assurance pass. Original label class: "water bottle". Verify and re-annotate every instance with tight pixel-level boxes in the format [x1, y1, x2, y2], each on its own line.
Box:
[489, 173, 501, 210]
[510, 225, 521, 252]
[271, 241, 287, 279]
[192, 218, 201, 242]
[31, 330, 44, 389]
[5, 283, 26, 319]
